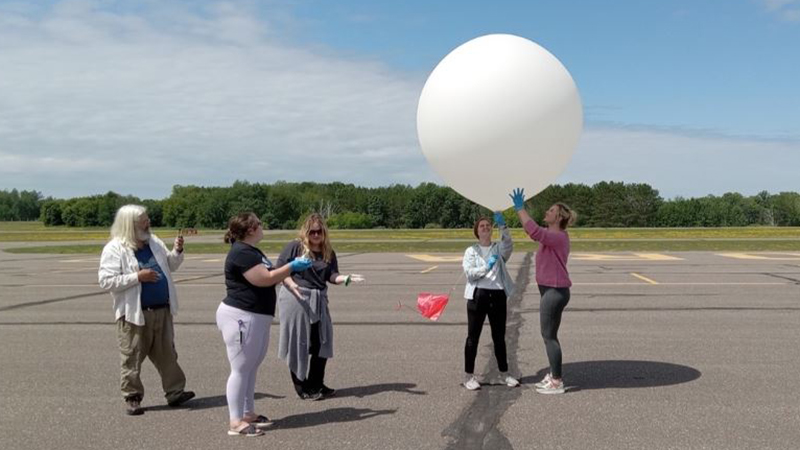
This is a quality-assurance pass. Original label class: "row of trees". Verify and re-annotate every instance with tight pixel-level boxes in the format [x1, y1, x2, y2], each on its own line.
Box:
[0, 189, 42, 221]
[3, 181, 800, 228]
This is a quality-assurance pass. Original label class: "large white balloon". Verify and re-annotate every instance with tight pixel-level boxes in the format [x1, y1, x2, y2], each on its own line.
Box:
[416, 34, 583, 211]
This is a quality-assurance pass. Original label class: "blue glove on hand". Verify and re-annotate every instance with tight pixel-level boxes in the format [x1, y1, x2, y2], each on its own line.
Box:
[290, 256, 312, 272]
[493, 211, 506, 227]
[510, 188, 526, 211]
[486, 254, 499, 271]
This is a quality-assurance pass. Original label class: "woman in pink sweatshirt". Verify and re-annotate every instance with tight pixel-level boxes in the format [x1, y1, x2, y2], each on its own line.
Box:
[509, 188, 577, 394]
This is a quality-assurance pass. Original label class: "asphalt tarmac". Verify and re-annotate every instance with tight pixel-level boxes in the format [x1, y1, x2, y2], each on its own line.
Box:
[1, 246, 799, 450]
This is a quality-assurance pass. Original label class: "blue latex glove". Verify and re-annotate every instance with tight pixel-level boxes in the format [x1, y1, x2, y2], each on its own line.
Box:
[486, 254, 499, 271]
[493, 211, 506, 227]
[290, 256, 312, 272]
[509, 188, 526, 211]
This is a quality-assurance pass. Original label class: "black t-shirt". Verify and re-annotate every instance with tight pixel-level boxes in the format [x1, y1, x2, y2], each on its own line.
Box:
[277, 240, 339, 290]
[223, 241, 277, 315]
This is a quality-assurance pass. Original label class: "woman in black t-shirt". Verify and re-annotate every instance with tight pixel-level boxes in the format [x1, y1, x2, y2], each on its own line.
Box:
[277, 213, 364, 400]
[215, 212, 311, 437]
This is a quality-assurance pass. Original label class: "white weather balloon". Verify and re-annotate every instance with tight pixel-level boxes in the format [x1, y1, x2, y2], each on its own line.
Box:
[416, 34, 583, 211]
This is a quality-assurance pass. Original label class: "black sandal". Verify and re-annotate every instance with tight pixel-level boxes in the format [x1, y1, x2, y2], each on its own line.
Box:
[247, 415, 273, 429]
[227, 424, 264, 437]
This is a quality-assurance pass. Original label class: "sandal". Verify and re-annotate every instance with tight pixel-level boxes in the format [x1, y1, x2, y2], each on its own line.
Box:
[227, 424, 264, 437]
[246, 414, 273, 429]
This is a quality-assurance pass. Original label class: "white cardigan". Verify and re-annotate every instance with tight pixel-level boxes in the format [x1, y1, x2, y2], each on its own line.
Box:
[462, 225, 515, 300]
[98, 235, 184, 326]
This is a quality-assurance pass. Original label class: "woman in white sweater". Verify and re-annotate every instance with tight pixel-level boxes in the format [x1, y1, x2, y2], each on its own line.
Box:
[461, 212, 518, 390]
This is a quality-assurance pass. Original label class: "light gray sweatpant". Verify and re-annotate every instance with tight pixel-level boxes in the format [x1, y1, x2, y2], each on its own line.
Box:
[216, 302, 271, 421]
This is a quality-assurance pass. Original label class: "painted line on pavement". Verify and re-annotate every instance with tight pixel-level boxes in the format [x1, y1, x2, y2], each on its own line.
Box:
[419, 265, 439, 274]
[631, 272, 659, 285]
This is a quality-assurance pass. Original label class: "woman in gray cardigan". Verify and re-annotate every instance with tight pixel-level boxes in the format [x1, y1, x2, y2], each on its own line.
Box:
[277, 213, 364, 400]
[461, 212, 518, 390]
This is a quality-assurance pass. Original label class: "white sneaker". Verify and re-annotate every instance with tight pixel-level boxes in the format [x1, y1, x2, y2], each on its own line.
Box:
[534, 373, 552, 389]
[463, 375, 481, 391]
[500, 373, 520, 387]
[535, 376, 565, 394]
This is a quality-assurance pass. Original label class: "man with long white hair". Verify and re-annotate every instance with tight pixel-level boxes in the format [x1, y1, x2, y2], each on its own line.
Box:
[98, 204, 195, 415]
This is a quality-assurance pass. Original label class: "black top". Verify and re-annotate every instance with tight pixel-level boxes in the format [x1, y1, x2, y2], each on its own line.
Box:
[223, 241, 277, 315]
[277, 240, 339, 290]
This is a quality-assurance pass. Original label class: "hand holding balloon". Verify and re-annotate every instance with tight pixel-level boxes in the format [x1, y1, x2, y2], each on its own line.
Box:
[493, 211, 506, 227]
[510, 188, 526, 212]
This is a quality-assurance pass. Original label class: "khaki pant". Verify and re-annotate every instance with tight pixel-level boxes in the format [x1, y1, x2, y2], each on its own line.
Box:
[117, 308, 187, 403]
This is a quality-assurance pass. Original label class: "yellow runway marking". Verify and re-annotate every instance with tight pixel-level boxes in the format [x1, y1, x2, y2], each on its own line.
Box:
[406, 254, 462, 262]
[633, 253, 683, 261]
[717, 252, 800, 261]
[420, 265, 439, 274]
[630, 273, 659, 285]
[573, 253, 683, 261]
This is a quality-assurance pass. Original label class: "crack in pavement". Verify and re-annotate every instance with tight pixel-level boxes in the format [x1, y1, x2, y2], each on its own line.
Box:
[441, 252, 532, 450]
[764, 272, 800, 284]
[0, 272, 223, 312]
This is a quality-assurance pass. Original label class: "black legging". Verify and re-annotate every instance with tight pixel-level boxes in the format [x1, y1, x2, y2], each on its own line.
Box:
[464, 288, 508, 374]
[539, 285, 571, 379]
[290, 321, 327, 396]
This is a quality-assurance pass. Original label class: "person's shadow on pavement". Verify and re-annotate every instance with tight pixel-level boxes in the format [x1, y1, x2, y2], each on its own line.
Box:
[333, 382, 427, 399]
[521, 360, 701, 392]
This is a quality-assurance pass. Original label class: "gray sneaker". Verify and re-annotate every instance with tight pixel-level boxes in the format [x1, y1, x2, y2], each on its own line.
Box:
[535, 377, 565, 394]
[534, 373, 552, 389]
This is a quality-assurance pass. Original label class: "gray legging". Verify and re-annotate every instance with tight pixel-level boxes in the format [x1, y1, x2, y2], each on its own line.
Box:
[216, 302, 271, 421]
[538, 285, 571, 379]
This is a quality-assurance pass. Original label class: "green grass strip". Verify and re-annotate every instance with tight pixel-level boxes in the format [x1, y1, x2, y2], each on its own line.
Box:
[6, 239, 800, 254]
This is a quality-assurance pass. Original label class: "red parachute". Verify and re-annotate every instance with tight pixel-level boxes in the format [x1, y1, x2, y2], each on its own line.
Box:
[415, 292, 450, 321]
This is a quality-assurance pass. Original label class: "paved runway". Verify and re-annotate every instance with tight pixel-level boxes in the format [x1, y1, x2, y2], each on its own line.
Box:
[1, 248, 799, 449]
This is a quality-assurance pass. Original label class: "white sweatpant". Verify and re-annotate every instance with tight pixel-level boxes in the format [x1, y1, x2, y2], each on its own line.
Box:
[216, 302, 271, 421]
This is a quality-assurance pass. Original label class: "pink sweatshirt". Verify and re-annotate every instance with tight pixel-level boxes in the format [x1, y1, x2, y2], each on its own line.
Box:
[524, 220, 572, 288]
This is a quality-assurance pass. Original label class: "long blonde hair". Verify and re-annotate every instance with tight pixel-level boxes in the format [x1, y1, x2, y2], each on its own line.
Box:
[298, 213, 333, 263]
[110, 204, 147, 249]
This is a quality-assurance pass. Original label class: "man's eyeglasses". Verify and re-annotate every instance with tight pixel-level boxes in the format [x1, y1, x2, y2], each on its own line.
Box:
[308, 229, 323, 236]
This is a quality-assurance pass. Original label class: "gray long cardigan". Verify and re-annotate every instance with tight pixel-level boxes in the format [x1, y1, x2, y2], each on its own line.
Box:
[277, 285, 333, 380]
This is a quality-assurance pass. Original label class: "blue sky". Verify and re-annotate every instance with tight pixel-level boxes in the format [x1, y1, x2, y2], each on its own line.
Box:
[0, 0, 798, 200]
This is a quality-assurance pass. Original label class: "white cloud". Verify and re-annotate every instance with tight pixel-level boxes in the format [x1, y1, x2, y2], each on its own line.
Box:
[0, 1, 434, 199]
[1, 1, 797, 202]
[761, 0, 800, 21]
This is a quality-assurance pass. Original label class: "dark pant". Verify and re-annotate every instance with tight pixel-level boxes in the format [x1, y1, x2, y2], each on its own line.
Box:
[290, 322, 327, 395]
[464, 288, 508, 374]
[539, 285, 571, 379]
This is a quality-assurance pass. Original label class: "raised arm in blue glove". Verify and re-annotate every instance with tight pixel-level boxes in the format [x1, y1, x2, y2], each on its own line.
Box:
[493, 211, 506, 227]
[290, 256, 312, 272]
[486, 254, 499, 271]
[509, 188, 526, 211]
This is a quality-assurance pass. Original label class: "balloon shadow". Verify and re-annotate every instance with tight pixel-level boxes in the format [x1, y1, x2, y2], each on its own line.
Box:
[520, 360, 701, 391]
[143, 392, 283, 412]
[333, 383, 427, 399]
[269, 407, 396, 430]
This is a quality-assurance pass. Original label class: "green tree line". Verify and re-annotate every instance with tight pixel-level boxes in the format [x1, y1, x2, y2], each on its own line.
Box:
[3, 181, 799, 228]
